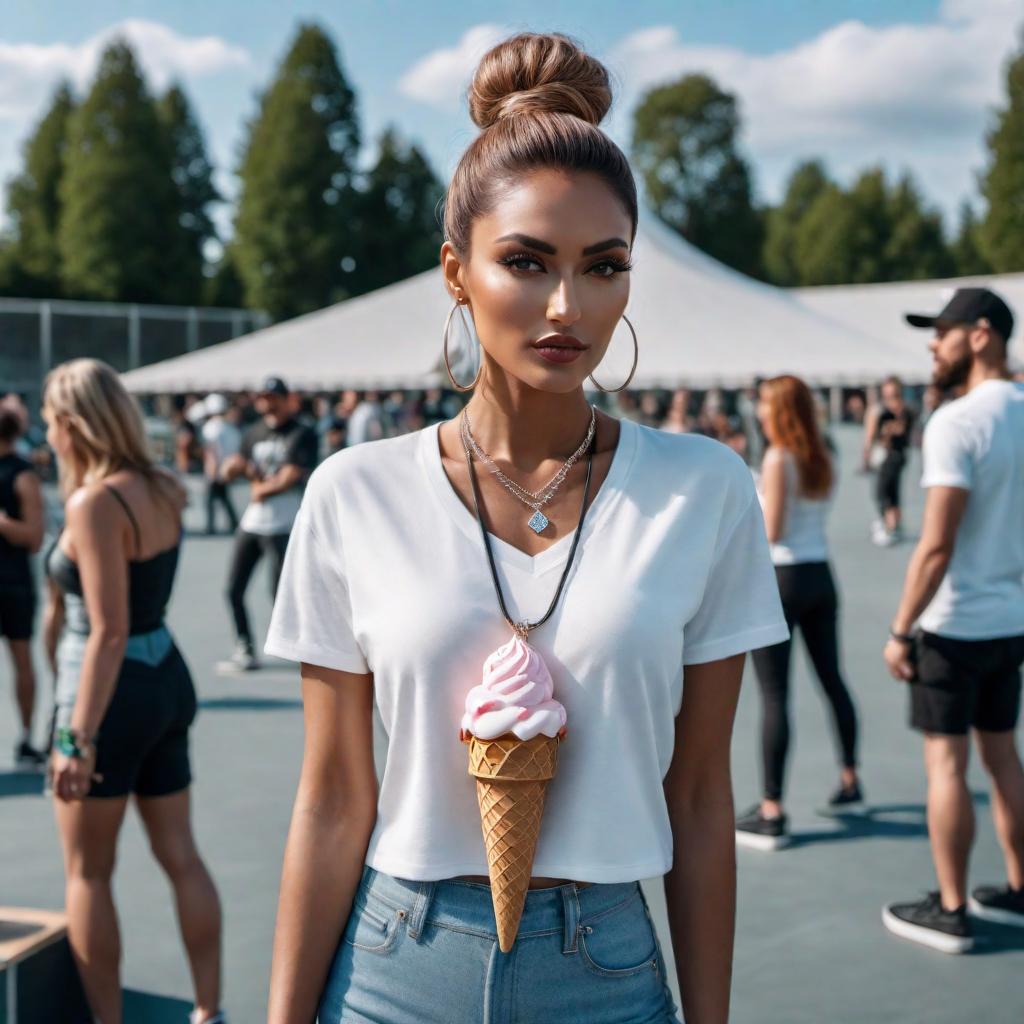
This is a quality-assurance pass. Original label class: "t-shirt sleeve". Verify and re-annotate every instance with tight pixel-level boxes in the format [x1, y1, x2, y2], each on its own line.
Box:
[683, 465, 789, 666]
[921, 410, 973, 490]
[284, 425, 319, 470]
[239, 424, 257, 461]
[264, 466, 369, 674]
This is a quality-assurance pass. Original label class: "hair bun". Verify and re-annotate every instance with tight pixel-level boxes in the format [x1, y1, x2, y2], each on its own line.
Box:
[468, 33, 612, 130]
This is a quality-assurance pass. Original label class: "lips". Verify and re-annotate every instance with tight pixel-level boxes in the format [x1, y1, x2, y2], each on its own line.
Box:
[532, 334, 587, 351]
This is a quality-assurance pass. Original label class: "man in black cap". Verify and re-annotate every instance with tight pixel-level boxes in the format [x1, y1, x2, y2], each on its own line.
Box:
[881, 288, 1024, 951]
[219, 377, 318, 671]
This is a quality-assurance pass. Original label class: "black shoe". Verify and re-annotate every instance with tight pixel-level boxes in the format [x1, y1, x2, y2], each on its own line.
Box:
[735, 804, 790, 851]
[820, 780, 865, 816]
[14, 741, 47, 772]
[969, 884, 1024, 928]
[882, 891, 974, 953]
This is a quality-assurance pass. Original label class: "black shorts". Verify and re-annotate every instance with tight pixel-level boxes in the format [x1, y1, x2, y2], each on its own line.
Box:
[0, 583, 35, 640]
[875, 453, 906, 513]
[909, 631, 1024, 735]
[56, 641, 198, 798]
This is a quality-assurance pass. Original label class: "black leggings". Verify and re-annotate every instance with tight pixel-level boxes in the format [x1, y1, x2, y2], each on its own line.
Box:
[205, 479, 238, 534]
[226, 529, 290, 643]
[751, 561, 859, 801]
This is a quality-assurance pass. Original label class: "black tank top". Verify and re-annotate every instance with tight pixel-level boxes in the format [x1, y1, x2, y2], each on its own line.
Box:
[46, 482, 180, 635]
[0, 452, 34, 588]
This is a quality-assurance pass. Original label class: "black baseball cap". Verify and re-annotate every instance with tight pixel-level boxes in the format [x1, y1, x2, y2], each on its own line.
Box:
[905, 287, 1014, 343]
[259, 375, 289, 396]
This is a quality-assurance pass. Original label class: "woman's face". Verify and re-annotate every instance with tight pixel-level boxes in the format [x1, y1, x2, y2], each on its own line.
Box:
[756, 385, 774, 438]
[442, 169, 633, 394]
[42, 403, 73, 460]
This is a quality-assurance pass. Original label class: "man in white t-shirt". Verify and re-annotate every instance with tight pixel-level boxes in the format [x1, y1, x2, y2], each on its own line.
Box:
[200, 393, 241, 535]
[881, 287, 1024, 953]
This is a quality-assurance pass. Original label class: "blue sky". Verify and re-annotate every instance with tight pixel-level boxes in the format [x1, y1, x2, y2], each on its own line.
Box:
[1, 1, 1020, 240]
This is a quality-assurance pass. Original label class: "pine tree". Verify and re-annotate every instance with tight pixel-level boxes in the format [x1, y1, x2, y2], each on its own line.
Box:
[233, 23, 360, 320]
[951, 201, 991, 276]
[792, 185, 866, 285]
[58, 40, 182, 302]
[158, 83, 221, 303]
[762, 160, 830, 285]
[980, 37, 1024, 271]
[5, 81, 75, 296]
[347, 127, 443, 296]
[631, 74, 763, 277]
[884, 173, 954, 280]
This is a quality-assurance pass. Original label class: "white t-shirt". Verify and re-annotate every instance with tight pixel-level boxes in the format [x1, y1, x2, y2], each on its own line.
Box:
[757, 449, 832, 566]
[200, 417, 241, 478]
[264, 418, 788, 882]
[919, 379, 1024, 640]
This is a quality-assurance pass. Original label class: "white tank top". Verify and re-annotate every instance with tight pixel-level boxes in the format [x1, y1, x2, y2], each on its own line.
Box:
[758, 449, 832, 566]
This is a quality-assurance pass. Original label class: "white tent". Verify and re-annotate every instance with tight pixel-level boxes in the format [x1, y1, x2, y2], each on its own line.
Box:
[796, 274, 1024, 374]
[121, 211, 925, 394]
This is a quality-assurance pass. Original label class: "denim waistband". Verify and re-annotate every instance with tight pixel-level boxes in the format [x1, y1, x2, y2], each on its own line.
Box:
[357, 864, 645, 954]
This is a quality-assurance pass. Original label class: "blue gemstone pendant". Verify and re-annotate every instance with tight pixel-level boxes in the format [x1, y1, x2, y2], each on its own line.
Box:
[528, 510, 550, 534]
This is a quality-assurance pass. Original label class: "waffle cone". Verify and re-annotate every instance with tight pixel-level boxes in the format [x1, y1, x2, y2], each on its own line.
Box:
[463, 732, 560, 953]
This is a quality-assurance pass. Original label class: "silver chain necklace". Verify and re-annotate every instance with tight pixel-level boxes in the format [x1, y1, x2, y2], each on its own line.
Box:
[460, 406, 596, 534]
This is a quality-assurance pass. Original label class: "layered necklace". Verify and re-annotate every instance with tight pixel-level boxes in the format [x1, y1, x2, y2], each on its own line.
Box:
[460, 405, 596, 534]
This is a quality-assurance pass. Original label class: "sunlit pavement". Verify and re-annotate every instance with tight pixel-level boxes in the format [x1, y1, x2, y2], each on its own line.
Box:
[1, 425, 1021, 1023]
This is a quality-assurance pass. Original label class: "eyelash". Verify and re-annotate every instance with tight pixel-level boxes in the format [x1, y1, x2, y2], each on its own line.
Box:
[497, 252, 633, 277]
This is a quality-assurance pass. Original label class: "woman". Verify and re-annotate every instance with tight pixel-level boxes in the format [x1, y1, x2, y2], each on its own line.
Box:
[42, 359, 225, 1024]
[0, 402, 46, 768]
[736, 376, 863, 851]
[862, 376, 915, 546]
[264, 33, 787, 1024]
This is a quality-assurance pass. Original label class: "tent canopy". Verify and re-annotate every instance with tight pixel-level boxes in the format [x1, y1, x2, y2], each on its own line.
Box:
[122, 211, 926, 394]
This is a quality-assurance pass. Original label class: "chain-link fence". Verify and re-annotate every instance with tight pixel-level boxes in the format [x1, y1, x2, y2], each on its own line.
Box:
[1, 297, 270, 413]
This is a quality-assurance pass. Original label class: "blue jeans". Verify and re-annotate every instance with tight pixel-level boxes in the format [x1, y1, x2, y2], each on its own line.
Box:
[318, 864, 682, 1024]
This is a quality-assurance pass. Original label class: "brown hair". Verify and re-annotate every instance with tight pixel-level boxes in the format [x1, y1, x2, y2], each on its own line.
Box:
[443, 32, 637, 256]
[761, 375, 833, 498]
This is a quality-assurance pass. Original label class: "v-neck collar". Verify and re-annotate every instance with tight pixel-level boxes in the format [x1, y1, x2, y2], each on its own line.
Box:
[421, 415, 638, 576]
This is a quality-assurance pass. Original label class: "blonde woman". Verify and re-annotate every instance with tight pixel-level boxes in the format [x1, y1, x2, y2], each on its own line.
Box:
[42, 359, 225, 1024]
[264, 33, 787, 1024]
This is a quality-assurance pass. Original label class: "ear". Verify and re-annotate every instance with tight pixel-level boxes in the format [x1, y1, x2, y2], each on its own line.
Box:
[440, 241, 467, 305]
[970, 318, 995, 356]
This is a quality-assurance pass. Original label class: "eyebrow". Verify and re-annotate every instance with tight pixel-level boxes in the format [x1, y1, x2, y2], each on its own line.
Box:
[494, 233, 629, 256]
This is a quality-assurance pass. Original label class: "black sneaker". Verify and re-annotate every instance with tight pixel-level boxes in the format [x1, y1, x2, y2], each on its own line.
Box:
[819, 780, 865, 816]
[882, 891, 974, 953]
[969, 884, 1024, 928]
[14, 741, 47, 772]
[735, 804, 790, 851]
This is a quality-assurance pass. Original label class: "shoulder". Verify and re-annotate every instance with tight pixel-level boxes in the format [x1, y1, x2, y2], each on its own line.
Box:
[65, 482, 119, 531]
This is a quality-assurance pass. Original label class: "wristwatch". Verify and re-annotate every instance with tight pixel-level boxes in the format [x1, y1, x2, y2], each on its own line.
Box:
[889, 628, 915, 645]
[55, 727, 96, 760]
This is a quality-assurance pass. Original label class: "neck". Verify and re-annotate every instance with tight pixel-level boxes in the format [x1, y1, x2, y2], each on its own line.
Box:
[464, 376, 594, 470]
[966, 359, 1010, 393]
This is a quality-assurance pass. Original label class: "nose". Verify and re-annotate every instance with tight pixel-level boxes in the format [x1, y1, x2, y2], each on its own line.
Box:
[546, 276, 582, 327]
[928, 333, 940, 354]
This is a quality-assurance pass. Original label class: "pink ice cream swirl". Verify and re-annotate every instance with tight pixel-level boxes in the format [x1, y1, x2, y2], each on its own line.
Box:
[460, 635, 567, 742]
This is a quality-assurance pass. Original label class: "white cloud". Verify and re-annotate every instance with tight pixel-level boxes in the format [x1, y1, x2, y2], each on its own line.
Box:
[603, 0, 1021, 214]
[0, 19, 249, 122]
[397, 24, 508, 108]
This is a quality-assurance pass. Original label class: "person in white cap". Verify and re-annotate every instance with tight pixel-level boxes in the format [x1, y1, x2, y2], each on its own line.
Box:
[200, 394, 240, 536]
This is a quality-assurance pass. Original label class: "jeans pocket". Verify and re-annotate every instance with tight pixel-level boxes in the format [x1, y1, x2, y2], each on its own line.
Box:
[341, 893, 403, 955]
[578, 892, 660, 979]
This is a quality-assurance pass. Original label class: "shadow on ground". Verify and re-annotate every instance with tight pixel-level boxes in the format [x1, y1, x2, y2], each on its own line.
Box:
[124, 988, 194, 1022]
[198, 697, 302, 712]
[0, 770, 45, 798]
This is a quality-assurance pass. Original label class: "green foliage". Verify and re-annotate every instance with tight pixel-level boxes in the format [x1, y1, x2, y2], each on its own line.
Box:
[347, 127, 443, 296]
[762, 160, 831, 285]
[884, 174, 955, 281]
[981, 39, 1024, 271]
[631, 74, 763, 277]
[5, 81, 75, 296]
[951, 201, 991, 276]
[204, 247, 246, 307]
[232, 23, 360, 320]
[159, 83, 221, 303]
[58, 40, 183, 302]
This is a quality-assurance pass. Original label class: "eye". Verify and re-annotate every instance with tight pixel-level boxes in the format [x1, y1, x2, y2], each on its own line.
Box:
[588, 258, 633, 277]
[498, 252, 544, 273]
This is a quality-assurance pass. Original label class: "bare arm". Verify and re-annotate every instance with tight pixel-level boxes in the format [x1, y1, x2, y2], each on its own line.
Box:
[759, 449, 787, 545]
[42, 578, 65, 676]
[884, 486, 967, 680]
[0, 470, 44, 551]
[663, 652, 744, 1024]
[252, 463, 306, 502]
[267, 662, 379, 1024]
[861, 405, 880, 468]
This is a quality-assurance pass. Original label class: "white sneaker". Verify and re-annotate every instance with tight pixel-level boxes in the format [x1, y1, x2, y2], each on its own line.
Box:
[216, 640, 259, 673]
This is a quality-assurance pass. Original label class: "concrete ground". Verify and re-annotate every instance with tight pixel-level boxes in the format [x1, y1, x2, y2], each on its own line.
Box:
[1, 424, 1022, 1023]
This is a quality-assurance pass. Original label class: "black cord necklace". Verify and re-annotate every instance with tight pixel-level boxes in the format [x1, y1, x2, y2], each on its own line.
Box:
[461, 410, 595, 640]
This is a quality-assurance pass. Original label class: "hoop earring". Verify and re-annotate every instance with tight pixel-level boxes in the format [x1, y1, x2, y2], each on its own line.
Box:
[442, 301, 482, 392]
[588, 314, 638, 393]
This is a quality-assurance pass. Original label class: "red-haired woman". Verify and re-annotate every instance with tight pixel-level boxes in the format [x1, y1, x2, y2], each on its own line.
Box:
[736, 375, 863, 850]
